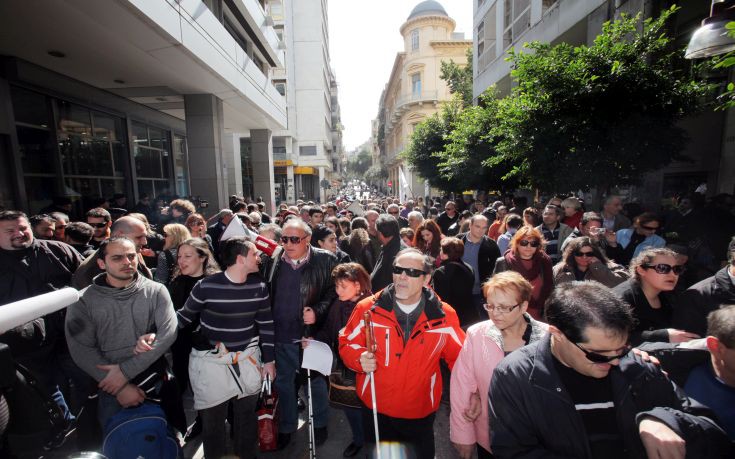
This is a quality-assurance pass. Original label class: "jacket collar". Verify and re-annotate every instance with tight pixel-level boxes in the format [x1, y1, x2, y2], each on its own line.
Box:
[374, 284, 445, 321]
[714, 266, 735, 299]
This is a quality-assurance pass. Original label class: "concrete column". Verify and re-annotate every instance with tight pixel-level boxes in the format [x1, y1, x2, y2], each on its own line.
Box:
[286, 165, 295, 202]
[222, 133, 243, 198]
[250, 129, 275, 214]
[318, 166, 325, 203]
[184, 94, 227, 210]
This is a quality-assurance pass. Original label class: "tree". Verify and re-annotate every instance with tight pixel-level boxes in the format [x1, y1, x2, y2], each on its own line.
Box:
[364, 164, 388, 187]
[403, 97, 462, 191]
[345, 148, 372, 179]
[713, 21, 735, 110]
[487, 7, 708, 194]
[440, 48, 474, 107]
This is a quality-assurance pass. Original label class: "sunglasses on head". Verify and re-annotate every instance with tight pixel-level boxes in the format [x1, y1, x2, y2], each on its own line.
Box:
[392, 266, 427, 278]
[280, 235, 306, 244]
[571, 341, 631, 363]
[573, 251, 596, 258]
[518, 239, 540, 247]
[89, 222, 108, 228]
[641, 263, 686, 275]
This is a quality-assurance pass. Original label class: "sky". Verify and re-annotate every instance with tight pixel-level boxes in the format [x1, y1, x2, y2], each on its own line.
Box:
[328, 0, 473, 152]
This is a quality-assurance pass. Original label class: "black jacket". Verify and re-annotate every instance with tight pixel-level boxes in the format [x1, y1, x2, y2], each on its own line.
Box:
[436, 211, 459, 235]
[489, 335, 731, 459]
[431, 260, 478, 327]
[613, 279, 679, 345]
[261, 245, 338, 337]
[457, 232, 500, 286]
[673, 267, 735, 336]
[370, 236, 407, 293]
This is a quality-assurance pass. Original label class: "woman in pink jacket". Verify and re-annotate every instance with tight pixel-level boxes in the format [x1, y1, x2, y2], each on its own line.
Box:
[449, 271, 548, 458]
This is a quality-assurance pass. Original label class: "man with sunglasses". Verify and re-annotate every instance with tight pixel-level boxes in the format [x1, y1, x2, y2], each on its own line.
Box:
[489, 281, 730, 459]
[261, 219, 338, 449]
[339, 248, 465, 458]
[86, 207, 112, 249]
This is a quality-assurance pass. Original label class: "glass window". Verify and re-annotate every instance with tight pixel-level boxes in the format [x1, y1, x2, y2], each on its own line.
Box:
[92, 111, 122, 142]
[132, 122, 149, 146]
[411, 29, 419, 51]
[149, 127, 168, 151]
[17, 126, 55, 174]
[11, 87, 50, 128]
[59, 134, 114, 176]
[299, 145, 317, 156]
[411, 73, 422, 97]
[26, 176, 58, 215]
[134, 146, 163, 178]
[173, 134, 189, 197]
[58, 101, 92, 137]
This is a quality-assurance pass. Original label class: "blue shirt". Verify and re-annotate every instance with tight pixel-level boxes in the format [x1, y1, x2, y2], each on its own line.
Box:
[462, 238, 482, 295]
[684, 362, 735, 441]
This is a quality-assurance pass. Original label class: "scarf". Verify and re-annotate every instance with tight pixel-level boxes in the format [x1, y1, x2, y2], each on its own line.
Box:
[504, 249, 553, 313]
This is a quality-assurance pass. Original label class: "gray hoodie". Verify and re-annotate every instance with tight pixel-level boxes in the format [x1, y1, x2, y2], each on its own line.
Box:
[65, 273, 177, 382]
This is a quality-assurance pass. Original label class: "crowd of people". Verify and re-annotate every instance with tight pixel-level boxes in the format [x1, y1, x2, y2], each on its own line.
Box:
[1, 188, 734, 458]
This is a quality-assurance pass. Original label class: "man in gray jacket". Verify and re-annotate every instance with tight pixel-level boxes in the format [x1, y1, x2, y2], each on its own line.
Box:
[65, 237, 178, 427]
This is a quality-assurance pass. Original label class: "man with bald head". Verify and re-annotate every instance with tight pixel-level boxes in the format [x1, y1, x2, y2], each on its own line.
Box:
[72, 216, 152, 289]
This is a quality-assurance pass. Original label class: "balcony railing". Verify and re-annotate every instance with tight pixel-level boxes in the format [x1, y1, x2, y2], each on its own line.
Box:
[384, 90, 439, 134]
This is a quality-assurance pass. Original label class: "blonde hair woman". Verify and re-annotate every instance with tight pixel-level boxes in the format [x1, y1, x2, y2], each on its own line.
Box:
[154, 223, 190, 284]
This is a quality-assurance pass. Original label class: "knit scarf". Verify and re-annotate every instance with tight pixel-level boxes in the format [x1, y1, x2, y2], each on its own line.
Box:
[504, 249, 553, 313]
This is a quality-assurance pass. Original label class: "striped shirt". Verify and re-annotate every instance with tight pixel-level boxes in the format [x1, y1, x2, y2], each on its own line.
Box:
[177, 271, 275, 362]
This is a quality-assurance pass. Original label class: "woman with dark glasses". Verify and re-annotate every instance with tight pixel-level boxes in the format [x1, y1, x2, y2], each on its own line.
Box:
[606, 212, 666, 266]
[553, 237, 628, 288]
[613, 247, 700, 345]
[493, 226, 553, 320]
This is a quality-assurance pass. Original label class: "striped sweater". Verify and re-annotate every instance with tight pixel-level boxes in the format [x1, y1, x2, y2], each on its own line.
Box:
[177, 271, 275, 362]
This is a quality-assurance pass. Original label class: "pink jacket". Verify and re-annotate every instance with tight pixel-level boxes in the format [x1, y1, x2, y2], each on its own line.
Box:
[449, 316, 547, 451]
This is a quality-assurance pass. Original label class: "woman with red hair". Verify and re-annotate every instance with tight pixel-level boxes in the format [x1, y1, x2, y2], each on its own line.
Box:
[414, 219, 443, 267]
[492, 226, 553, 319]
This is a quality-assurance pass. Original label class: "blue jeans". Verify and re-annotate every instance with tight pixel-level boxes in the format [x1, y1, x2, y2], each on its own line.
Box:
[274, 343, 328, 433]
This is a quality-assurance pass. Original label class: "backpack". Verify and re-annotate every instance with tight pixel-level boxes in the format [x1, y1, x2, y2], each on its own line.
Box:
[102, 403, 181, 459]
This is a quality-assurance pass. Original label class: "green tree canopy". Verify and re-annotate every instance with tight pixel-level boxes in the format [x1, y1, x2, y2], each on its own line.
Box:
[489, 6, 708, 193]
[346, 148, 372, 179]
[440, 47, 474, 107]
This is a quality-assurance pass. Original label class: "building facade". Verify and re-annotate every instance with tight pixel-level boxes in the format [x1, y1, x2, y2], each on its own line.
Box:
[0, 0, 287, 216]
[473, 0, 735, 205]
[377, 1, 471, 201]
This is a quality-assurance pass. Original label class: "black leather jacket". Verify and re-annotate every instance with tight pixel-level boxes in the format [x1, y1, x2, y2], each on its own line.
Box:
[261, 245, 338, 337]
[489, 335, 731, 458]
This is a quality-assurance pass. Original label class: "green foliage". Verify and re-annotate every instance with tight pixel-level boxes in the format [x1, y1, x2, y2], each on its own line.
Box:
[346, 149, 372, 178]
[713, 21, 735, 110]
[404, 97, 462, 191]
[364, 164, 388, 185]
[488, 6, 707, 192]
[440, 48, 474, 107]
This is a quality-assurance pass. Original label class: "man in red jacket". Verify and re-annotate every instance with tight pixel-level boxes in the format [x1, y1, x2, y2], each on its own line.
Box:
[339, 248, 465, 458]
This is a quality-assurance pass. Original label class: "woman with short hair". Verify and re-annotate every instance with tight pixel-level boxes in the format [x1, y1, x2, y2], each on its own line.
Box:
[154, 223, 191, 284]
[450, 272, 548, 459]
[561, 197, 584, 229]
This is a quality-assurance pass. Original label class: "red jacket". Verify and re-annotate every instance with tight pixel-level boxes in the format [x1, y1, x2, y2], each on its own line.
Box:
[338, 286, 465, 419]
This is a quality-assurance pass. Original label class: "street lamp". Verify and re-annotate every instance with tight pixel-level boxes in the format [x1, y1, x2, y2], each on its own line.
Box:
[685, 0, 735, 59]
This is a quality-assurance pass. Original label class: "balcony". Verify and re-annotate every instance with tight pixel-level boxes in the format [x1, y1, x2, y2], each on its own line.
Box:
[384, 90, 439, 135]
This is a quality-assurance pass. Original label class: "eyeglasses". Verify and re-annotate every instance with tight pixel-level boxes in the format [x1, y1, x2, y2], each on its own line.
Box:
[482, 303, 520, 314]
[392, 266, 427, 278]
[640, 225, 659, 231]
[388, 211, 399, 215]
[280, 235, 307, 245]
[571, 341, 631, 364]
[573, 251, 596, 258]
[518, 240, 541, 247]
[89, 222, 108, 228]
[641, 263, 686, 275]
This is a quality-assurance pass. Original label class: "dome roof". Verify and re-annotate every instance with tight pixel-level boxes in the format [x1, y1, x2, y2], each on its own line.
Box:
[407, 1, 448, 20]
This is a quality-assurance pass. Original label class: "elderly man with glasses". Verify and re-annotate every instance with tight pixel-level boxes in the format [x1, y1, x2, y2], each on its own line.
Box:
[260, 219, 338, 450]
[339, 248, 465, 458]
[488, 281, 731, 459]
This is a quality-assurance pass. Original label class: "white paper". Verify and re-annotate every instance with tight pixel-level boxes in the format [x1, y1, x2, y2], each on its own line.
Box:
[346, 200, 365, 217]
[301, 339, 333, 377]
[0, 288, 80, 334]
[220, 215, 248, 241]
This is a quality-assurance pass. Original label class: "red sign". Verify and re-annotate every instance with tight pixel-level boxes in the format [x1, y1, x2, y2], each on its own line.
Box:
[387, 180, 392, 187]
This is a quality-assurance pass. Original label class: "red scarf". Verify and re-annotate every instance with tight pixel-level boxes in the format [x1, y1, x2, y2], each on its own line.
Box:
[504, 249, 553, 315]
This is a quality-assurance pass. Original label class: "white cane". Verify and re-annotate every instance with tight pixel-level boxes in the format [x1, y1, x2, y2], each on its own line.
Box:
[363, 312, 381, 459]
[307, 368, 316, 459]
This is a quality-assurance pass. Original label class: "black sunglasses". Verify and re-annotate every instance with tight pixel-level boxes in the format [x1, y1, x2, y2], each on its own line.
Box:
[518, 240, 541, 247]
[641, 263, 686, 275]
[640, 225, 659, 231]
[280, 235, 306, 244]
[392, 266, 427, 278]
[89, 222, 108, 228]
[573, 251, 597, 258]
[572, 341, 631, 363]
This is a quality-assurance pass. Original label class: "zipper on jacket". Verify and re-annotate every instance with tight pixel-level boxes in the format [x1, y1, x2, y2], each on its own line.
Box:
[384, 329, 390, 367]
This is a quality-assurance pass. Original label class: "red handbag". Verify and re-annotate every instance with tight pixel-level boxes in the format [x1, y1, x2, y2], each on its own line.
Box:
[257, 375, 279, 451]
